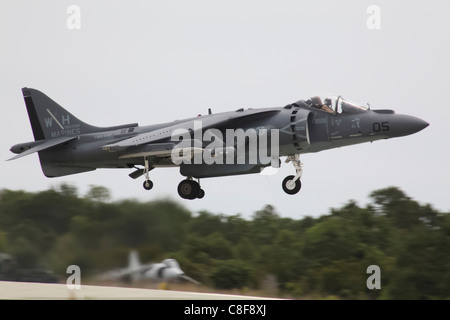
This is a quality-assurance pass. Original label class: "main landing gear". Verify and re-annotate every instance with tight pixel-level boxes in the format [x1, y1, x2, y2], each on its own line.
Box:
[282, 154, 303, 195]
[177, 178, 205, 200]
[139, 154, 303, 198]
[140, 157, 204, 199]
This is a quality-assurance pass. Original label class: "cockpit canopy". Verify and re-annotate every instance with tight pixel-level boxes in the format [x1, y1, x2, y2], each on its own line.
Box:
[162, 258, 181, 269]
[306, 96, 368, 114]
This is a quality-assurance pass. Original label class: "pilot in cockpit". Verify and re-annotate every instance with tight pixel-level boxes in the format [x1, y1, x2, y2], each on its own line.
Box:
[323, 98, 335, 113]
[310, 96, 335, 114]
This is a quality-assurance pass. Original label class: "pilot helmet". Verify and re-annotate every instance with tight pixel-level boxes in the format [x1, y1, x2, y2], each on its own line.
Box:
[310, 96, 323, 106]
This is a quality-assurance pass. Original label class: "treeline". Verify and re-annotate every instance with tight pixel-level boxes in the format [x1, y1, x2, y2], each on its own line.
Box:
[0, 184, 449, 299]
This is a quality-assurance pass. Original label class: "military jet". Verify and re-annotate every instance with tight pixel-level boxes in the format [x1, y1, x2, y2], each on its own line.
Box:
[98, 251, 199, 284]
[9, 88, 428, 199]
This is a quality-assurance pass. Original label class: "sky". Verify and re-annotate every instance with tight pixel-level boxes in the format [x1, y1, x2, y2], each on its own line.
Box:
[1, 0, 449, 219]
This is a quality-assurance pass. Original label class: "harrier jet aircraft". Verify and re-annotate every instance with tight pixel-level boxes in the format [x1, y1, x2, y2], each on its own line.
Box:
[9, 88, 428, 199]
[98, 251, 199, 284]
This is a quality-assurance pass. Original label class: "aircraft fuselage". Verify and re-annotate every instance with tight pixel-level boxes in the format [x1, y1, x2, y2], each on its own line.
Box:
[9, 89, 428, 199]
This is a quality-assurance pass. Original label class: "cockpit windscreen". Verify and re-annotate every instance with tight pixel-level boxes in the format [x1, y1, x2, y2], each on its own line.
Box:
[307, 96, 367, 114]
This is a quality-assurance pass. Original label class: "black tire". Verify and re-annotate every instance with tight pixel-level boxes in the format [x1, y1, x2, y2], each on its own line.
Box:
[282, 175, 301, 195]
[177, 180, 200, 200]
[143, 180, 153, 190]
[197, 189, 205, 199]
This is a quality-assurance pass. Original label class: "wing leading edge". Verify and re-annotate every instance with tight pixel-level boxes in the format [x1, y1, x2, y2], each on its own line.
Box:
[103, 109, 281, 156]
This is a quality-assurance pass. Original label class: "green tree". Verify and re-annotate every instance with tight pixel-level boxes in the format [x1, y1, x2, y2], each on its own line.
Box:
[85, 185, 111, 202]
[251, 205, 279, 246]
[369, 187, 421, 229]
[209, 260, 252, 289]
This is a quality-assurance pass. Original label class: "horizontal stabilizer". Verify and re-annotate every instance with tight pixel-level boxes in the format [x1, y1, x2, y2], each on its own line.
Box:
[8, 136, 77, 161]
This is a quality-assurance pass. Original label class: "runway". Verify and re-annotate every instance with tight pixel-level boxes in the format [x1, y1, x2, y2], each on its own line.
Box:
[0, 281, 279, 300]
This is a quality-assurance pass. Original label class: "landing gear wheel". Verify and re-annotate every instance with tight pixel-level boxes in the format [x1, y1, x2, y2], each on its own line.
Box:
[177, 180, 200, 200]
[143, 180, 153, 190]
[142, 157, 154, 191]
[282, 175, 301, 195]
[197, 189, 205, 199]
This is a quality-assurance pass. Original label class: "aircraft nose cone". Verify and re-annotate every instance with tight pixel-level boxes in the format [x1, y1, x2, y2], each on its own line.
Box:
[392, 115, 429, 137]
[419, 119, 429, 131]
[407, 116, 429, 133]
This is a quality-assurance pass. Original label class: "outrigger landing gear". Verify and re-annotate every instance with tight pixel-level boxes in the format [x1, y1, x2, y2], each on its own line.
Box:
[143, 179, 153, 190]
[282, 154, 303, 195]
[142, 157, 153, 190]
[177, 177, 205, 200]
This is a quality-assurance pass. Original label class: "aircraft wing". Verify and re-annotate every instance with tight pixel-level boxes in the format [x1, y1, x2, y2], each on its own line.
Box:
[180, 274, 201, 285]
[116, 142, 202, 159]
[97, 267, 131, 281]
[102, 109, 280, 153]
[7, 136, 78, 161]
[97, 264, 154, 281]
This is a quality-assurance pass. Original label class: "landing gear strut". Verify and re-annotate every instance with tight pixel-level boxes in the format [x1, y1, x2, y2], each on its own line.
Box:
[282, 154, 303, 195]
[177, 177, 205, 200]
[142, 157, 153, 190]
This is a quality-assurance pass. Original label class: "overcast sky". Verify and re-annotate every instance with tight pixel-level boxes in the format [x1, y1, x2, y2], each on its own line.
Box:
[1, 0, 448, 219]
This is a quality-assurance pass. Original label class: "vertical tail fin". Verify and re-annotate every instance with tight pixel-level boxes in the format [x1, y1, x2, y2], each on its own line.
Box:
[128, 250, 141, 271]
[22, 87, 100, 141]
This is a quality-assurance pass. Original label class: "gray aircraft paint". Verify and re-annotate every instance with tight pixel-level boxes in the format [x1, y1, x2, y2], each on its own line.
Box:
[9, 88, 428, 199]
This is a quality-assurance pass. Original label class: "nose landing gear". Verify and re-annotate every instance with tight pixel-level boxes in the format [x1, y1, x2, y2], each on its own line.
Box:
[282, 154, 303, 195]
[282, 175, 301, 194]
